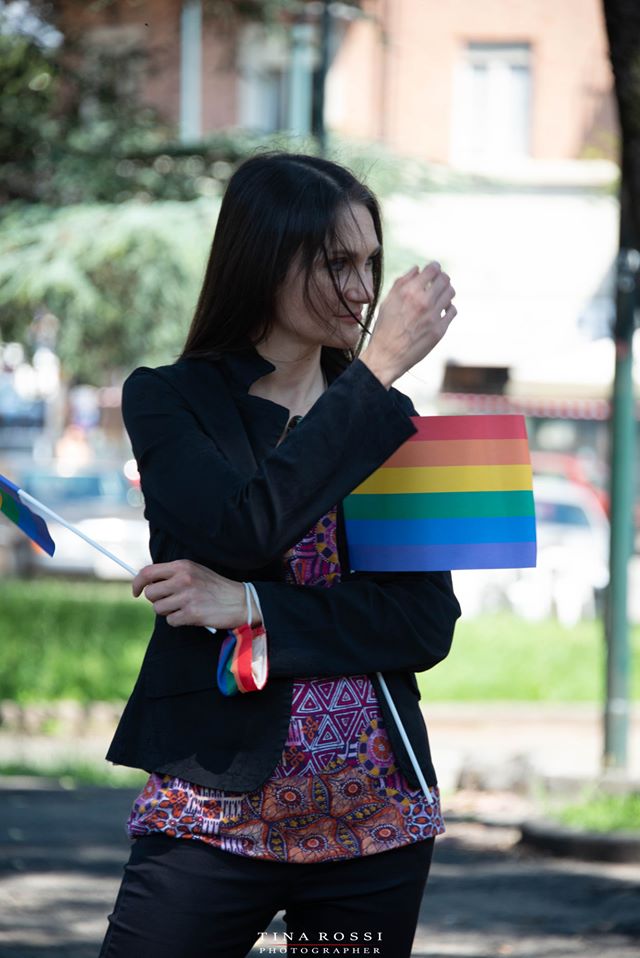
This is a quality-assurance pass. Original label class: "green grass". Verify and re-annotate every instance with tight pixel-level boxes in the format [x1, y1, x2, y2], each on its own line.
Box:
[418, 613, 640, 703]
[0, 579, 152, 702]
[0, 758, 147, 788]
[552, 791, 640, 833]
[1, 580, 638, 703]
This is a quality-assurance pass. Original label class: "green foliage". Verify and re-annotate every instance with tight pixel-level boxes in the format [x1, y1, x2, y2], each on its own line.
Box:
[202, 0, 308, 22]
[553, 791, 640, 833]
[1, 580, 639, 704]
[1, 3, 371, 206]
[43, 1, 317, 28]
[0, 758, 146, 788]
[418, 613, 640, 703]
[0, 128, 457, 384]
[0, 30, 58, 187]
[0, 9, 259, 205]
[0, 579, 152, 702]
[0, 0, 429, 209]
[0, 16, 167, 205]
[0, 198, 218, 382]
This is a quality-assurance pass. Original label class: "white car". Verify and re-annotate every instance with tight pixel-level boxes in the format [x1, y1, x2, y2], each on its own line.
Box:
[453, 476, 610, 626]
[10, 462, 150, 580]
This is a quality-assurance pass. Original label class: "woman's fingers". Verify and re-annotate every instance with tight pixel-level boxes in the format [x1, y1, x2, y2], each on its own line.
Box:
[409, 264, 452, 307]
[150, 593, 184, 616]
[132, 561, 180, 597]
[418, 261, 441, 287]
[394, 261, 441, 294]
[360, 257, 457, 386]
[437, 303, 457, 333]
[134, 560, 202, 612]
[419, 266, 455, 315]
[389, 265, 420, 294]
[131, 559, 246, 630]
[133, 559, 211, 598]
[397, 264, 420, 283]
[423, 268, 449, 296]
[140, 580, 174, 603]
[434, 281, 456, 316]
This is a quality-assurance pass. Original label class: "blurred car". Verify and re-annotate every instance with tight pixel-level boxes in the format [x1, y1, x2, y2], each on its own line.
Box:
[1, 461, 150, 580]
[453, 476, 610, 626]
[530, 451, 609, 514]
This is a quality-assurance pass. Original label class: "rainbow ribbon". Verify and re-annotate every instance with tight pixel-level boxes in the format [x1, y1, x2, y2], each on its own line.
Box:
[217, 583, 268, 696]
[344, 415, 536, 571]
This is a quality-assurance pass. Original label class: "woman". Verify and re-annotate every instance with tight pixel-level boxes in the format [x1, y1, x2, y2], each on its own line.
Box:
[100, 153, 460, 958]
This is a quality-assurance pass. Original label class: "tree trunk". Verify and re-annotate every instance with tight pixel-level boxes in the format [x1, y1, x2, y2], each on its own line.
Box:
[603, 0, 640, 248]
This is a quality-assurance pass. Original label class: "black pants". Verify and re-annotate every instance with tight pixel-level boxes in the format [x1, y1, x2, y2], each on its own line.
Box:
[99, 834, 435, 958]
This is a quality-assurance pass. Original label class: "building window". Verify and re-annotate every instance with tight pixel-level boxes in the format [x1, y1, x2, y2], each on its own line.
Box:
[238, 21, 320, 135]
[238, 25, 291, 133]
[83, 24, 147, 102]
[452, 42, 532, 167]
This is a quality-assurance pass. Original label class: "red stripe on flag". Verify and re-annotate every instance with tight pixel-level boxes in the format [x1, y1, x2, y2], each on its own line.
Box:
[409, 414, 528, 442]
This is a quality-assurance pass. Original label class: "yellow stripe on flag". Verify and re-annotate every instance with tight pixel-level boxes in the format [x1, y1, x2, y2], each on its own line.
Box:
[353, 464, 533, 495]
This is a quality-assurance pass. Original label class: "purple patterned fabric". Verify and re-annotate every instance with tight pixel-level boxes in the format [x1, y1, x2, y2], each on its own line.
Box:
[127, 508, 444, 862]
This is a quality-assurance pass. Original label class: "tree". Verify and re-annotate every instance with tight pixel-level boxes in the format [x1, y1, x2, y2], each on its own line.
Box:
[0, 199, 217, 383]
[0, 2, 171, 205]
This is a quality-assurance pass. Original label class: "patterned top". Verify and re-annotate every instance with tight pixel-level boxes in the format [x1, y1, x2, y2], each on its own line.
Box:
[127, 508, 444, 862]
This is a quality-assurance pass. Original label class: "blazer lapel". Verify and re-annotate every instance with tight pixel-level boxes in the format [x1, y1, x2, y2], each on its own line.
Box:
[171, 358, 258, 474]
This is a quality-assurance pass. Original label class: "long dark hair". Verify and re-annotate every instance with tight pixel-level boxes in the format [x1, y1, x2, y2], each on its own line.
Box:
[180, 153, 383, 363]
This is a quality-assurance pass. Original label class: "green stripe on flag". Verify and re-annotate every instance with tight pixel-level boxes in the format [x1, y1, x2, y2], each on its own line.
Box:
[343, 490, 535, 520]
[0, 492, 20, 524]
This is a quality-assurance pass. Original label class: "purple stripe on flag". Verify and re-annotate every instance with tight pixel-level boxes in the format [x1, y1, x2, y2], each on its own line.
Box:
[348, 540, 537, 572]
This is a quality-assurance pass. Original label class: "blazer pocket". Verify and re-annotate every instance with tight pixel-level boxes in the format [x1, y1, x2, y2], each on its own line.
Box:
[144, 654, 218, 698]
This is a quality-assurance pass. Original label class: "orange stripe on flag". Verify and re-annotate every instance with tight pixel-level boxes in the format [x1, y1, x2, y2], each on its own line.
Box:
[383, 438, 532, 469]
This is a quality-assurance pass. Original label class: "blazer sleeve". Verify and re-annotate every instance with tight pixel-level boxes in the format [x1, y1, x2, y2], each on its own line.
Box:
[250, 386, 461, 678]
[252, 571, 461, 678]
[121, 358, 417, 570]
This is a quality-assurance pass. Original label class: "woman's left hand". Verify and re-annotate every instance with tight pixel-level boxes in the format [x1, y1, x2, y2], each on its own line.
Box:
[132, 560, 256, 630]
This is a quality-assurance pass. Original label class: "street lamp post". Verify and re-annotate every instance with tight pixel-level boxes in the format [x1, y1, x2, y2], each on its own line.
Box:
[601, 0, 640, 779]
[604, 188, 638, 774]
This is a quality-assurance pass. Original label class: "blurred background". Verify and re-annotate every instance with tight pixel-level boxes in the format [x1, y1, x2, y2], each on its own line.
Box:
[0, 0, 637, 781]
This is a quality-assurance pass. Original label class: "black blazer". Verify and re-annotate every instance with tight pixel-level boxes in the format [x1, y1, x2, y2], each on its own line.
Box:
[106, 348, 461, 791]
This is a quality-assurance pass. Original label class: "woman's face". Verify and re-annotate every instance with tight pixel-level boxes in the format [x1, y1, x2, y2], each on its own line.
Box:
[272, 203, 380, 353]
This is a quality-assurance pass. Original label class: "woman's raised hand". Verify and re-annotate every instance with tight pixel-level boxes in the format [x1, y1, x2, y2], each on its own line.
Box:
[360, 262, 456, 388]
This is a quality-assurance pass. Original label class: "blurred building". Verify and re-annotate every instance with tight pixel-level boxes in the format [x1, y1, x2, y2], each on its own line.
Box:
[56, 0, 629, 515]
[57, 0, 616, 167]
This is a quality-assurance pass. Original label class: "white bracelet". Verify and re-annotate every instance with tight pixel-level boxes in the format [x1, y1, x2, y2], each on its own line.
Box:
[243, 581, 263, 626]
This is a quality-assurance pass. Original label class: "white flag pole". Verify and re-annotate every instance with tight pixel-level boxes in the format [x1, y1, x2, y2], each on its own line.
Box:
[376, 671, 433, 804]
[17, 488, 217, 634]
[18, 489, 138, 576]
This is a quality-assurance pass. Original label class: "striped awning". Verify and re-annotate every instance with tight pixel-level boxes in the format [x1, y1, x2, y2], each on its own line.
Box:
[438, 392, 611, 421]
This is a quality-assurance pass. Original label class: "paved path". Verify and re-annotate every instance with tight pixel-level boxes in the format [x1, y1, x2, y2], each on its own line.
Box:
[426, 703, 640, 791]
[1, 703, 639, 956]
[1, 786, 639, 958]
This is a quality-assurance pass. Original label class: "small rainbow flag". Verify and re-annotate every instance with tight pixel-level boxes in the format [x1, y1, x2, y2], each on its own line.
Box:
[0, 474, 55, 557]
[344, 415, 536, 572]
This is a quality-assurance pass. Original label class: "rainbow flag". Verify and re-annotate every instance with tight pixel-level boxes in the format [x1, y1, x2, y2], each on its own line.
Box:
[0, 474, 55, 556]
[344, 415, 536, 571]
